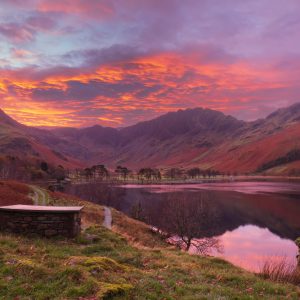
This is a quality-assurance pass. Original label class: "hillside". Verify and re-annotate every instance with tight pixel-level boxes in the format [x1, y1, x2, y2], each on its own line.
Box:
[1, 103, 300, 175]
[0, 181, 32, 206]
[0, 182, 299, 299]
[0, 109, 83, 170]
[51, 104, 300, 174]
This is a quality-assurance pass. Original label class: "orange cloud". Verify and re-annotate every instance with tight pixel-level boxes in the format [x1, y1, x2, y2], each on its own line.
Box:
[0, 50, 289, 127]
[37, 0, 115, 20]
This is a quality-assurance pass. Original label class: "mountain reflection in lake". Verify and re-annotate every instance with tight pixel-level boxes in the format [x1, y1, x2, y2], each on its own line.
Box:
[66, 182, 300, 272]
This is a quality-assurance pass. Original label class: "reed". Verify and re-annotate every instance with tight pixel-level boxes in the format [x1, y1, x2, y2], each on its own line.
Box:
[259, 256, 300, 285]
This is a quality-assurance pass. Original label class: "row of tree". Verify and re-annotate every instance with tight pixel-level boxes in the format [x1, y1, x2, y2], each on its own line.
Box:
[0, 155, 245, 183]
[0, 155, 69, 182]
[71, 165, 228, 182]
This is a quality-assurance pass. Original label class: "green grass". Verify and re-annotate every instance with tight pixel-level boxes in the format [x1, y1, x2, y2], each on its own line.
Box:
[0, 188, 299, 299]
[0, 226, 299, 299]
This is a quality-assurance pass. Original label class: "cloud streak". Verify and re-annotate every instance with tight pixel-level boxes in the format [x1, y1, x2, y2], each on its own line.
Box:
[0, 0, 300, 127]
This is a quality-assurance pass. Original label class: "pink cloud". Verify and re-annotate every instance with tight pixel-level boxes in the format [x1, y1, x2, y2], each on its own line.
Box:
[37, 0, 115, 20]
[0, 23, 34, 43]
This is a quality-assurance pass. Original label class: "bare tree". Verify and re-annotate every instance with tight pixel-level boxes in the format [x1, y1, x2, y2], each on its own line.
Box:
[164, 168, 183, 180]
[161, 191, 223, 254]
[138, 168, 161, 181]
[115, 165, 131, 180]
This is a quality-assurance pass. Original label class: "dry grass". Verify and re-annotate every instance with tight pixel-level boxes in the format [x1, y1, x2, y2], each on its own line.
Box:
[48, 191, 166, 249]
[0, 180, 32, 206]
[259, 257, 300, 285]
[111, 208, 169, 249]
[49, 191, 104, 228]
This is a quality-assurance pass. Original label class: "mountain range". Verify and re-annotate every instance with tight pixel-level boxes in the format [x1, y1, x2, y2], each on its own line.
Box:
[1, 103, 300, 175]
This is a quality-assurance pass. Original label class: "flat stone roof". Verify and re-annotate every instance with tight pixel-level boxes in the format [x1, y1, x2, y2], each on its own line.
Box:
[0, 205, 84, 213]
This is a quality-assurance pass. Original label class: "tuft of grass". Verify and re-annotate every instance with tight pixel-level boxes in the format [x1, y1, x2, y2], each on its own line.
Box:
[259, 257, 300, 285]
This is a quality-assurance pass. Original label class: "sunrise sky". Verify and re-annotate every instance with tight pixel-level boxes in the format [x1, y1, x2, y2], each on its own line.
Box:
[1, 0, 300, 127]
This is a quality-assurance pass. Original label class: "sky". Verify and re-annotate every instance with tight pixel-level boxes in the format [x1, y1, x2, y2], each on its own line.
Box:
[0, 0, 300, 127]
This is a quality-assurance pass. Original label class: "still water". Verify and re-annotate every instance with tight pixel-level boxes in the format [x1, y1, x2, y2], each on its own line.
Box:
[68, 181, 300, 272]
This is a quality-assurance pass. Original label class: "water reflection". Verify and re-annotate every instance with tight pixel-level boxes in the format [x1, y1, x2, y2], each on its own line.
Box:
[121, 181, 300, 195]
[209, 225, 298, 272]
[66, 181, 300, 271]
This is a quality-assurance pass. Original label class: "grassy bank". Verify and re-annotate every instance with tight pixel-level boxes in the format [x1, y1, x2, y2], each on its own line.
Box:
[0, 186, 299, 299]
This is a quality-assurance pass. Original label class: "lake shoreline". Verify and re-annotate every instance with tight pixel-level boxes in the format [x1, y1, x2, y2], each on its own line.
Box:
[68, 175, 300, 187]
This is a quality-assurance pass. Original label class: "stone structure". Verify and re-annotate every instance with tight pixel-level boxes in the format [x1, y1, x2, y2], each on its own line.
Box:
[0, 205, 83, 238]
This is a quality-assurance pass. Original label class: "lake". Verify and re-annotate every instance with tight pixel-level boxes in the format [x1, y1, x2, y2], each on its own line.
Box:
[67, 181, 300, 272]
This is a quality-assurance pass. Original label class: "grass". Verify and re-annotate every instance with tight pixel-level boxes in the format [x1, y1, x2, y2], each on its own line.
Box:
[0, 180, 32, 206]
[111, 208, 167, 249]
[259, 257, 300, 285]
[0, 187, 299, 299]
[49, 191, 105, 228]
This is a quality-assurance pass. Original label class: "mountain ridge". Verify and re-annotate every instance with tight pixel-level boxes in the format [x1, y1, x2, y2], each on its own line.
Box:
[0, 103, 300, 175]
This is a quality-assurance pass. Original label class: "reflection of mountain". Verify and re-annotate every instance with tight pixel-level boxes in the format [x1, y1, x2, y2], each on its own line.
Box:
[70, 185, 300, 241]
[208, 190, 300, 240]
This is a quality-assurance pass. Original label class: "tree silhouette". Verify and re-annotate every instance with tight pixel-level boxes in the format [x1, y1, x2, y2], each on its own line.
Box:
[161, 191, 223, 254]
[115, 165, 131, 180]
[138, 168, 161, 181]
[164, 168, 183, 179]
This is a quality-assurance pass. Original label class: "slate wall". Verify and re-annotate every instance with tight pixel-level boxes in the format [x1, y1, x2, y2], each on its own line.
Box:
[0, 210, 81, 237]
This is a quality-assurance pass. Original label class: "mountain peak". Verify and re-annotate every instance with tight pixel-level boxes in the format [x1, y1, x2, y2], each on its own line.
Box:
[0, 109, 21, 127]
[266, 102, 300, 123]
[120, 106, 245, 142]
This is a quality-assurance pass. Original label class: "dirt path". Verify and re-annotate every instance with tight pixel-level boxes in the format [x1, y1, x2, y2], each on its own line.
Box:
[30, 186, 48, 206]
[103, 207, 112, 229]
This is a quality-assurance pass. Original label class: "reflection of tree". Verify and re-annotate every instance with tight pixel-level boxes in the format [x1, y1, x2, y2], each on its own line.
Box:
[161, 191, 223, 254]
[66, 182, 126, 210]
[130, 201, 146, 222]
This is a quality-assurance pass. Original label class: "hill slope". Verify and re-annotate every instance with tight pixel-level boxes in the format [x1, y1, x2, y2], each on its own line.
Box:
[0, 109, 83, 169]
[0, 183, 299, 299]
[1, 103, 300, 174]
[51, 104, 300, 174]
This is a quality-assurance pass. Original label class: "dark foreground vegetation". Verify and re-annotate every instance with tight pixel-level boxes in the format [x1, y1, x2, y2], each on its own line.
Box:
[0, 181, 299, 299]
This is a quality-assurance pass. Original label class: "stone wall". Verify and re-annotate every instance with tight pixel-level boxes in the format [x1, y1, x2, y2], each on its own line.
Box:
[0, 210, 81, 238]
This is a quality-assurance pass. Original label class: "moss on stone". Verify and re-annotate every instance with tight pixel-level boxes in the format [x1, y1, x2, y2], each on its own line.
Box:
[97, 283, 133, 299]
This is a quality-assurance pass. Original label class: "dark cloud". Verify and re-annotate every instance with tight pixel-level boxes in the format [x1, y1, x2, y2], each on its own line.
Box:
[30, 78, 153, 101]
[64, 44, 150, 69]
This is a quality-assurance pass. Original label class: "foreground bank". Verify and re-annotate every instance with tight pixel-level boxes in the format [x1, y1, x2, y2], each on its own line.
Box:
[0, 181, 299, 299]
